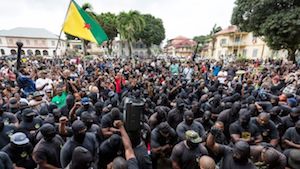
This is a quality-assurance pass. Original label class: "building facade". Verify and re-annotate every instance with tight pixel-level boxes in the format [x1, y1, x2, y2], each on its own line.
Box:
[164, 36, 197, 57]
[201, 25, 287, 60]
[67, 39, 149, 58]
[0, 27, 66, 57]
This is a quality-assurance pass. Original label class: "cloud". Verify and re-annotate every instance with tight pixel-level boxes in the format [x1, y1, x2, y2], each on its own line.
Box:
[0, 0, 236, 39]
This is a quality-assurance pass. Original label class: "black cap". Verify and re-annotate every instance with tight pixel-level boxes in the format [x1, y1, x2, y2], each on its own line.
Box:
[40, 123, 56, 137]
[72, 120, 86, 134]
[22, 108, 36, 117]
[158, 122, 171, 134]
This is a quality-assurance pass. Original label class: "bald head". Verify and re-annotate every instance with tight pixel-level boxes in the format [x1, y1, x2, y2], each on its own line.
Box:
[199, 156, 215, 169]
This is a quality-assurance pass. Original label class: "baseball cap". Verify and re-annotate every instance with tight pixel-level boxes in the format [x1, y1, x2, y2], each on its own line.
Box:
[10, 132, 29, 145]
[81, 97, 90, 105]
[40, 123, 56, 137]
[22, 108, 36, 117]
[158, 122, 171, 134]
[72, 120, 87, 134]
[287, 98, 297, 107]
[9, 98, 18, 109]
[185, 130, 202, 143]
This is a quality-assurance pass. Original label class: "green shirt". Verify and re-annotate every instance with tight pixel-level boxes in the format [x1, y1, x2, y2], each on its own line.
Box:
[51, 91, 68, 108]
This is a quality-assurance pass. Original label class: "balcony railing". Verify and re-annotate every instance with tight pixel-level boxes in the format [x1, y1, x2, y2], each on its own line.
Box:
[221, 42, 246, 47]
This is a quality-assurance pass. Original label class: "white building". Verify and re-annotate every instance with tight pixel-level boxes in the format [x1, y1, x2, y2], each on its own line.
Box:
[0, 27, 66, 57]
[67, 39, 149, 58]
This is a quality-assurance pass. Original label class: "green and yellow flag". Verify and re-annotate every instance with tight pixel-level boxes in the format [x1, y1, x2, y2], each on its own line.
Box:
[63, 0, 108, 44]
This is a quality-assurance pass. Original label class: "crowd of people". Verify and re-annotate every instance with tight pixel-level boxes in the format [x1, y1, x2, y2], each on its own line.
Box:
[0, 56, 300, 169]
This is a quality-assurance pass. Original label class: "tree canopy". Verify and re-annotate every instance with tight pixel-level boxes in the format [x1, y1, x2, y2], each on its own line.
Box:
[231, 0, 300, 62]
[135, 14, 165, 48]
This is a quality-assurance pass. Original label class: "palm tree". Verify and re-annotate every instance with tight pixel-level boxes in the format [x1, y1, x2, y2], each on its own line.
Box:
[210, 24, 222, 57]
[81, 3, 96, 55]
[117, 11, 145, 57]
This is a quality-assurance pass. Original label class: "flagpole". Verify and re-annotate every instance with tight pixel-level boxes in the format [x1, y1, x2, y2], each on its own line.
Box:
[54, 0, 73, 65]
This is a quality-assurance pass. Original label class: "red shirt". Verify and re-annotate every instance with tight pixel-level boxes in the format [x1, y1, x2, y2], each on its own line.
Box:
[115, 77, 125, 94]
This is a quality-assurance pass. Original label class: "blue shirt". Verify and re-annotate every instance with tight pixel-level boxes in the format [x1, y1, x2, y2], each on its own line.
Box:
[17, 74, 36, 95]
[213, 66, 221, 76]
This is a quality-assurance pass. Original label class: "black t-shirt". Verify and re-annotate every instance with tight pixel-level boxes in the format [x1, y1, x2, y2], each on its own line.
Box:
[19, 118, 43, 131]
[128, 158, 139, 169]
[0, 125, 16, 149]
[2, 143, 37, 169]
[219, 145, 256, 169]
[282, 127, 300, 145]
[281, 115, 298, 131]
[60, 133, 98, 168]
[101, 112, 122, 129]
[60, 105, 70, 117]
[0, 112, 17, 124]
[167, 108, 185, 129]
[151, 128, 177, 149]
[250, 118, 279, 142]
[217, 109, 239, 138]
[0, 151, 13, 169]
[176, 121, 205, 141]
[133, 142, 152, 169]
[75, 106, 96, 117]
[170, 141, 208, 169]
[229, 121, 260, 143]
[33, 135, 64, 167]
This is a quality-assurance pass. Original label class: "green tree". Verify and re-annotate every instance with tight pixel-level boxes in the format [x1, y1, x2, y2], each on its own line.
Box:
[97, 12, 118, 55]
[135, 14, 165, 56]
[193, 35, 210, 53]
[65, 33, 76, 40]
[117, 11, 145, 57]
[231, 0, 300, 62]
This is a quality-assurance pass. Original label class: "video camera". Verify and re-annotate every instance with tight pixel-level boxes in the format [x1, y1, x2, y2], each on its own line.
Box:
[123, 97, 145, 132]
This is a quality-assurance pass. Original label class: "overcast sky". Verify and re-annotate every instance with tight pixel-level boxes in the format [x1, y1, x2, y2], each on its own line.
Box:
[0, 0, 236, 40]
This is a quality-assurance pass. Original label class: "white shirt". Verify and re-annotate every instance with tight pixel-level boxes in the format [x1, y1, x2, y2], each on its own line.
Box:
[217, 71, 228, 84]
[183, 67, 193, 81]
[35, 78, 53, 94]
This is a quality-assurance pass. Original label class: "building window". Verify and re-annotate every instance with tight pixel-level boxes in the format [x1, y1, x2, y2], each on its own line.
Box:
[35, 50, 41, 56]
[42, 40, 46, 45]
[242, 49, 247, 56]
[220, 39, 227, 46]
[34, 40, 38, 45]
[53, 50, 56, 56]
[10, 49, 17, 55]
[26, 40, 30, 45]
[252, 35, 257, 44]
[252, 49, 258, 58]
[9, 39, 13, 44]
[235, 37, 241, 43]
[0, 39, 2, 44]
[51, 41, 55, 46]
[43, 50, 48, 56]
[0, 49, 5, 55]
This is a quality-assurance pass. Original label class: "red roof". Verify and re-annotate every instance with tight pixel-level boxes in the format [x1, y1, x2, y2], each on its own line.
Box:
[172, 36, 189, 40]
[215, 25, 238, 35]
[166, 36, 196, 49]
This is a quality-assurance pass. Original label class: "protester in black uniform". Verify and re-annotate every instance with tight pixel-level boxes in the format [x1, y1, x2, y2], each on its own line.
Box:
[176, 111, 205, 141]
[1, 132, 37, 169]
[33, 123, 64, 168]
[171, 130, 208, 169]
[229, 111, 262, 145]
[206, 127, 256, 169]
[60, 120, 98, 168]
